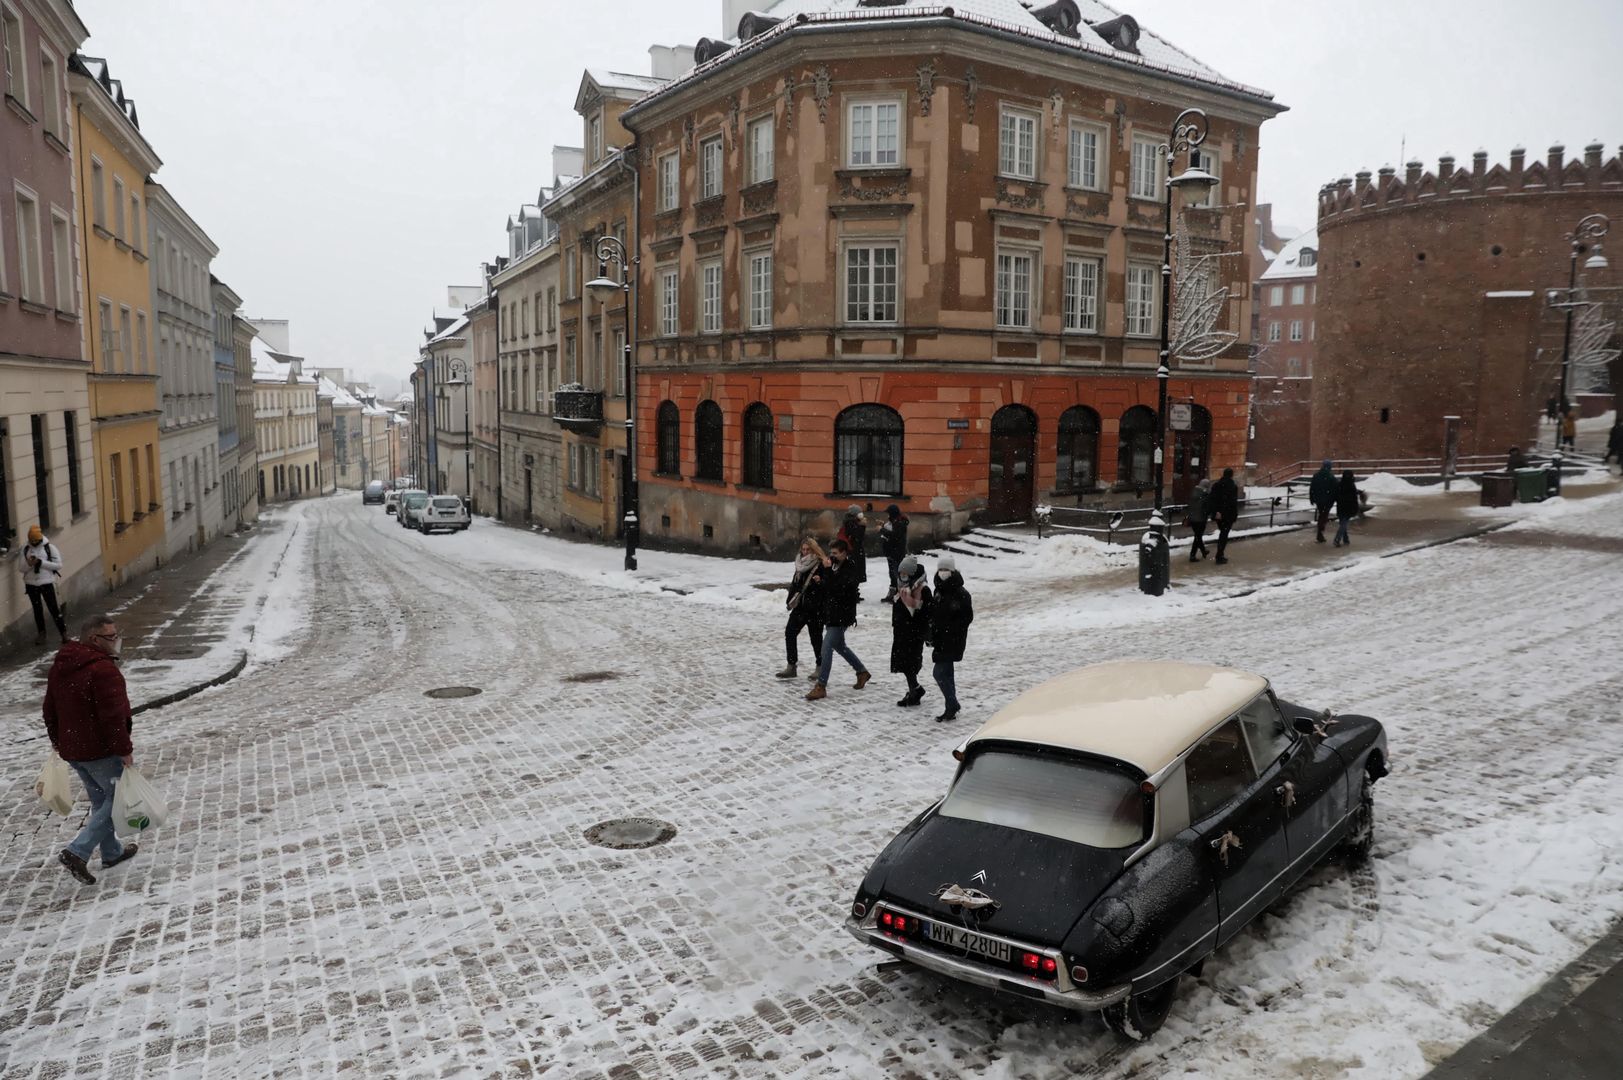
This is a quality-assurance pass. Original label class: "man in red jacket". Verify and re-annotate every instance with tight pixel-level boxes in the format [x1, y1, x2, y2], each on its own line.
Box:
[44, 614, 137, 885]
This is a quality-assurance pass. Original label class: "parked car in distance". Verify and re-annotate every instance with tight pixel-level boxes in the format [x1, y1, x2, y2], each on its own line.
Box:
[396, 490, 429, 529]
[363, 480, 387, 505]
[384, 489, 401, 515]
[845, 660, 1388, 1040]
[418, 495, 470, 534]
[394, 476, 416, 490]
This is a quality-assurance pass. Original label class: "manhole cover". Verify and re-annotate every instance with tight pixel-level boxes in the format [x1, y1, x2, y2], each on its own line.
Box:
[584, 817, 677, 850]
[563, 671, 622, 684]
[424, 686, 483, 699]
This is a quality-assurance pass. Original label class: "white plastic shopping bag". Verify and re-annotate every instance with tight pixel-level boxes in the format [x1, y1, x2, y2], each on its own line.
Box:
[112, 766, 169, 833]
[35, 753, 75, 817]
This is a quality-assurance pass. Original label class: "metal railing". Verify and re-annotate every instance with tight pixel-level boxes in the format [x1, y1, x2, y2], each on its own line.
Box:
[1036, 490, 1313, 544]
[1254, 453, 1509, 489]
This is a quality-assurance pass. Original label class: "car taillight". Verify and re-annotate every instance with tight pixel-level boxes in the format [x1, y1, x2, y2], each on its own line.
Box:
[1018, 951, 1058, 979]
[877, 909, 916, 936]
[1071, 963, 1089, 984]
[852, 901, 867, 919]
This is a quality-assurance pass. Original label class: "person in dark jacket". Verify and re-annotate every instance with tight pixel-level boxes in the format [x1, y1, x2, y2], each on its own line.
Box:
[1185, 478, 1212, 561]
[1209, 468, 1240, 564]
[777, 537, 826, 679]
[1333, 470, 1361, 547]
[837, 506, 868, 592]
[1506, 445, 1527, 472]
[43, 615, 138, 884]
[1308, 460, 1337, 543]
[888, 556, 933, 707]
[1603, 421, 1623, 468]
[928, 556, 973, 721]
[806, 538, 870, 701]
[878, 504, 909, 602]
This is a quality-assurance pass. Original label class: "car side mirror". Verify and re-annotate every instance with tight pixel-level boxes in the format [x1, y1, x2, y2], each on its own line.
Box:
[1293, 716, 1317, 737]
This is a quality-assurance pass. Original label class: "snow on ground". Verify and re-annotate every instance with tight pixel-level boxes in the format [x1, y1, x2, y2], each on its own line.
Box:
[3, 491, 1622, 1078]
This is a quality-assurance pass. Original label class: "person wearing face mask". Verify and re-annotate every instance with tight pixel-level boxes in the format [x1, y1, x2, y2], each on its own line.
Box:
[888, 555, 932, 707]
[777, 537, 827, 680]
[44, 615, 138, 885]
[805, 538, 870, 701]
[927, 556, 974, 722]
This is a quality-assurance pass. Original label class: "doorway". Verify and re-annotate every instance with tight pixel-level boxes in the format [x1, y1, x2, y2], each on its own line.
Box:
[988, 405, 1037, 522]
[1171, 404, 1212, 506]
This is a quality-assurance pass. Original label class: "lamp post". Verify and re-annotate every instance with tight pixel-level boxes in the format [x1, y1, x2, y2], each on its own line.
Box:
[1153, 108, 1219, 512]
[447, 357, 472, 508]
[1556, 213, 1610, 414]
[586, 234, 638, 572]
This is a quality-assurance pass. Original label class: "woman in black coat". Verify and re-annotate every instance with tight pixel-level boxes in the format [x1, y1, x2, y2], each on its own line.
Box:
[778, 537, 826, 679]
[1333, 470, 1360, 547]
[888, 556, 932, 707]
[928, 556, 973, 722]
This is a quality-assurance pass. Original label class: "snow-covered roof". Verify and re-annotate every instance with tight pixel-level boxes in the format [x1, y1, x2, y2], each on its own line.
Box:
[317, 376, 362, 408]
[426, 314, 470, 346]
[586, 69, 669, 96]
[627, 0, 1272, 120]
[250, 336, 315, 384]
[965, 661, 1269, 775]
[1260, 227, 1319, 282]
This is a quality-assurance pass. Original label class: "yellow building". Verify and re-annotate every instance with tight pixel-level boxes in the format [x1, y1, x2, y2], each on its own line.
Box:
[251, 337, 319, 502]
[70, 55, 163, 586]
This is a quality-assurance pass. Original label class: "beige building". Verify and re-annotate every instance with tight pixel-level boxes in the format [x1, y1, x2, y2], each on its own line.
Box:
[230, 314, 259, 526]
[251, 336, 318, 502]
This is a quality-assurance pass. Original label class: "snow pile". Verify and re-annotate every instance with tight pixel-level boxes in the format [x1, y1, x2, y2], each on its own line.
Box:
[1026, 533, 1134, 576]
[1358, 472, 1445, 496]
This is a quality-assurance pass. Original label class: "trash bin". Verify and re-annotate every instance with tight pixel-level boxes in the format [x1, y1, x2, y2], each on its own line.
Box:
[1514, 468, 1547, 504]
[1139, 513, 1170, 597]
[1479, 473, 1514, 508]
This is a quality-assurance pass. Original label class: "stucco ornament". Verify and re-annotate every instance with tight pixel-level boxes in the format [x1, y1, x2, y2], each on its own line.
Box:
[682, 116, 694, 152]
[728, 95, 741, 142]
[1049, 88, 1064, 128]
[916, 60, 937, 116]
[1170, 216, 1239, 362]
[963, 66, 979, 121]
[812, 65, 833, 123]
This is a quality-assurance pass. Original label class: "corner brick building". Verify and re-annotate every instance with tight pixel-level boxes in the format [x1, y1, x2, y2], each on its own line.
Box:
[617, 0, 1283, 555]
[1313, 143, 1623, 464]
[1248, 227, 1317, 473]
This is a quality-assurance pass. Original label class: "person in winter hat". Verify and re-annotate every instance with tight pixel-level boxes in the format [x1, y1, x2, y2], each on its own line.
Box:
[1185, 479, 1212, 562]
[837, 505, 868, 593]
[21, 525, 69, 645]
[1333, 470, 1361, 547]
[777, 537, 826, 680]
[44, 615, 138, 885]
[888, 555, 933, 707]
[927, 556, 973, 722]
[878, 504, 909, 602]
[1209, 468, 1240, 565]
[805, 538, 870, 701]
[1308, 460, 1337, 544]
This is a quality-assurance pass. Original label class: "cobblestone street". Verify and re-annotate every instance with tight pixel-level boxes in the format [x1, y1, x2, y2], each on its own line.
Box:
[4, 493, 1623, 1079]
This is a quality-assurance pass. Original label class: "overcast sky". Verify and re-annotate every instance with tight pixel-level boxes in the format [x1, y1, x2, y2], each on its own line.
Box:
[78, 0, 1623, 392]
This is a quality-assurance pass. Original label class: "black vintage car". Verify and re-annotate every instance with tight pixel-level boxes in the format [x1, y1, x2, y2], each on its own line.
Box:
[845, 660, 1388, 1039]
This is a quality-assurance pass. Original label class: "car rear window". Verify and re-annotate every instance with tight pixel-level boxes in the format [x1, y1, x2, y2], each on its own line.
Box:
[938, 749, 1145, 849]
[404, 494, 428, 507]
[432, 497, 461, 508]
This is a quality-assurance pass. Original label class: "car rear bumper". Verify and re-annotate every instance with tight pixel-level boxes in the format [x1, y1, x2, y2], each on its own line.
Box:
[843, 916, 1128, 1012]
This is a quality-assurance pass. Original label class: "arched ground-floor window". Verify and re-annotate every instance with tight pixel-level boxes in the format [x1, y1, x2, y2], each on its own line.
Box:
[742, 402, 773, 489]
[1117, 405, 1156, 487]
[835, 404, 903, 495]
[656, 401, 680, 476]
[1056, 405, 1101, 493]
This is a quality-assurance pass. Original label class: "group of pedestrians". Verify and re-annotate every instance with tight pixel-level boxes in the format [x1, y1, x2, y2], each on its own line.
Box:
[1307, 460, 1365, 547]
[777, 505, 972, 722]
[1183, 468, 1240, 563]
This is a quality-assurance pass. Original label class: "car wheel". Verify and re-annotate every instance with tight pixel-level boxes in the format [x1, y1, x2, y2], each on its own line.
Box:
[1101, 975, 1179, 1042]
[1338, 772, 1375, 864]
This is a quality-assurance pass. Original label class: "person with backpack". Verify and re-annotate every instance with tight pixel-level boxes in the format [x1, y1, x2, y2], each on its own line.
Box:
[837, 506, 868, 597]
[805, 538, 870, 701]
[1333, 470, 1361, 547]
[1308, 460, 1337, 544]
[777, 537, 826, 680]
[21, 525, 69, 645]
[889, 556, 932, 707]
[1185, 478, 1212, 562]
[1209, 468, 1240, 565]
[928, 556, 973, 722]
[878, 504, 909, 602]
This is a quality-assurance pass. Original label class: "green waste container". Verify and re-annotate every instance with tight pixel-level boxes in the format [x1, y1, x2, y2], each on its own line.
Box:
[1479, 473, 1514, 508]
[1514, 468, 1547, 503]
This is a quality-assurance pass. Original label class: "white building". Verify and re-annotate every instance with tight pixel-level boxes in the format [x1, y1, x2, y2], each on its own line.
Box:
[147, 182, 222, 559]
[424, 313, 473, 499]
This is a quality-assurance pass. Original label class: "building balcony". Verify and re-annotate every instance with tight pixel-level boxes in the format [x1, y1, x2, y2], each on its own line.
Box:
[552, 386, 604, 432]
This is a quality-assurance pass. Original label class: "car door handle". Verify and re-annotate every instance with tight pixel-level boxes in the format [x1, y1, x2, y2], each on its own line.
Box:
[1276, 781, 1297, 809]
[1209, 830, 1243, 866]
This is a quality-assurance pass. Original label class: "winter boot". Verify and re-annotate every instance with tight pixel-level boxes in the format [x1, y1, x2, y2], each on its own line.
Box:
[853, 670, 871, 690]
[34, 632, 46, 646]
[897, 686, 925, 707]
[775, 664, 797, 679]
[58, 850, 95, 885]
[102, 843, 139, 869]
[934, 707, 961, 723]
[805, 683, 827, 702]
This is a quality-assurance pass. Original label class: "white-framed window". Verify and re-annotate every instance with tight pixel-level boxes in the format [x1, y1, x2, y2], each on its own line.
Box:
[1269, 285, 1284, 306]
[129, 194, 141, 251]
[118, 305, 132, 373]
[1299, 249, 1317, 269]
[701, 260, 722, 333]
[844, 243, 899, 324]
[112, 176, 126, 240]
[97, 299, 114, 367]
[747, 250, 773, 330]
[700, 136, 723, 200]
[611, 327, 626, 397]
[1062, 255, 1100, 333]
[1190, 147, 1220, 208]
[1289, 319, 1303, 341]
[1067, 121, 1104, 190]
[998, 106, 1039, 180]
[657, 152, 679, 212]
[90, 158, 105, 228]
[49, 208, 71, 310]
[136, 311, 148, 372]
[1290, 283, 1306, 305]
[748, 115, 774, 184]
[39, 47, 62, 138]
[1125, 262, 1158, 337]
[1129, 134, 1163, 200]
[847, 99, 900, 167]
[1287, 357, 1303, 376]
[588, 114, 602, 163]
[1267, 321, 1281, 342]
[13, 186, 44, 302]
[563, 335, 576, 382]
[995, 248, 1036, 330]
[2, 5, 27, 111]
[659, 268, 678, 336]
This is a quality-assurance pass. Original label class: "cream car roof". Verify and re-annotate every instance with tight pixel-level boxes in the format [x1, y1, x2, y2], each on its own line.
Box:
[966, 661, 1269, 774]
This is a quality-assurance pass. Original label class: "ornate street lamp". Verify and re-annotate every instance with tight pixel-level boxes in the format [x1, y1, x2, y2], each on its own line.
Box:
[1556, 213, 1611, 411]
[1154, 108, 1219, 512]
[586, 234, 639, 572]
[447, 357, 472, 508]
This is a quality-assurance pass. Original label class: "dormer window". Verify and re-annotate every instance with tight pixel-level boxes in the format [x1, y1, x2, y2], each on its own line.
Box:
[588, 115, 602, 163]
[1299, 248, 1317, 268]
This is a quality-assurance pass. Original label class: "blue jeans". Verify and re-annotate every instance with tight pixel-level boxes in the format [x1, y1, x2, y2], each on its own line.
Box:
[933, 660, 959, 712]
[817, 625, 865, 685]
[1334, 513, 1351, 545]
[66, 756, 126, 863]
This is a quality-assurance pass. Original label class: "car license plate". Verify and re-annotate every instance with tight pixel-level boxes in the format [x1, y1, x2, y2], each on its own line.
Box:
[926, 921, 1010, 963]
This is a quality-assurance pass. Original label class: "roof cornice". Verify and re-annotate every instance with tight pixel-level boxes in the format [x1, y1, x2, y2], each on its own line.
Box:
[31, 0, 90, 55]
[492, 239, 560, 287]
[70, 69, 162, 174]
[145, 182, 219, 258]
